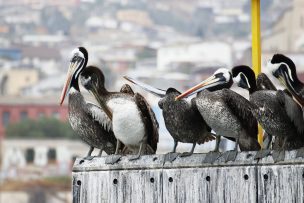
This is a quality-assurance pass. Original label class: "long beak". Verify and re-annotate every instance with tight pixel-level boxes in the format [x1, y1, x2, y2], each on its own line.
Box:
[277, 75, 287, 88]
[175, 75, 219, 100]
[123, 76, 166, 97]
[90, 86, 113, 121]
[59, 62, 78, 105]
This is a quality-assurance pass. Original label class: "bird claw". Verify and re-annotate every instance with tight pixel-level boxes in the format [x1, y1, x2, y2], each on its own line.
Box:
[84, 156, 95, 160]
[203, 151, 221, 164]
[105, 155, 122, 164]
[179, 152, 193, 157]
[222, 150, 237, 162]
[254, 149, 271, 160]
[128, 154, 141, 161]
[272, 150, 285, 162]
[296, 147, 304, 158]
[164, 152, 180, 163]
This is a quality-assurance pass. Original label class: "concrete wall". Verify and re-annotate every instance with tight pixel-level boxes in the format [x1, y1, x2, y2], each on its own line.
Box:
[72, 150, 304, 203]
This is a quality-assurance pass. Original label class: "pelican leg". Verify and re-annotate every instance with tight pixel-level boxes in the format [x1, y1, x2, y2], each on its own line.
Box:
[105, 140, 122, 164]
[129, 141, 144, 161]
[115, 140, 122, 155]
[222, 137, 238, 163]
[203, 135, 221, 164]
[254, 133, 272, 160]
[272, 136, 286, 163]
[97, 149, 103, 157]
[121, 146, 128, 155]
[180, 143, 196, 157]
[164, 140, 180, 163]
[84, 146, 95, 160]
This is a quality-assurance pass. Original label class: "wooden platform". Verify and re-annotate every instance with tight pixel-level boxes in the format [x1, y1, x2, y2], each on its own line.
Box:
[72, 151, 304, 203]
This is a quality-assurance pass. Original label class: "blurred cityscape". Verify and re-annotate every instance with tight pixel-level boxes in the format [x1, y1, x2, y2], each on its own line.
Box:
[0, 0, 304, 202]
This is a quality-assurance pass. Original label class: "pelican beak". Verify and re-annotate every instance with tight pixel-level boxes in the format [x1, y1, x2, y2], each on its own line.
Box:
[123, 76, 166, 98]
[89, 85, 113, 120]
[175, 75, 220, 100]
[59, 61, 80, 105]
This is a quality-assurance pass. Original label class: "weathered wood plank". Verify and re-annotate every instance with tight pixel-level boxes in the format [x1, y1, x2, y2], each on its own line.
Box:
[72, 151, 304, 203]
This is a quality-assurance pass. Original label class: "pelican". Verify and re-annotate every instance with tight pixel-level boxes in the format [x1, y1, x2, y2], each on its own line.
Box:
[267, 54, 304, 157]
[176, 68, 260, 162]
[59, 47, 118, 159]
[80, 66, 159, 163]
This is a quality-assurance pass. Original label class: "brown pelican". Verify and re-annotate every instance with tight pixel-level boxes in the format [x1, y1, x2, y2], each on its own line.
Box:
[176, 68, 260, 162]
[267, 54, 304, 157]
[233, 65, 304, 162]
[80, 66, 159, 163]
[123, 76, 215, 162]
[59, 47, 118, 160]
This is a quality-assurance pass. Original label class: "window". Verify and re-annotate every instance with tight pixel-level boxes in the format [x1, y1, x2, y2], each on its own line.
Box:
[47, 148, 57, 163]
[25, 148, 35, 164]
[20, 111, 28, 120]
[2, 111, 10, 126]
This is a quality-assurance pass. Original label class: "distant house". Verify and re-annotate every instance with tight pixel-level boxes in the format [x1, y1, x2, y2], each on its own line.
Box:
[263, 0, 304, 52]
[0, 68, 39, 96]
[1, 139, 87, 180]
[0, 96, 68, 138]
[157, 41, 233, 71]
[0, 48, 22, 61]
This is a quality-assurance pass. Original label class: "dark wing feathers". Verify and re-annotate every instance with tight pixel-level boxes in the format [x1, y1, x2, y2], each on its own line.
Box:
[257, 73, 277, 91]
[222, 89, 258, 139]
[134, 93, 159, 153]
[276, 90, 304, 134]
[120, 84, 135, 95]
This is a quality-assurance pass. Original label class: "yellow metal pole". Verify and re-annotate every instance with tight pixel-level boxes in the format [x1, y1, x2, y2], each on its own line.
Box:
[251, 0, 263, 146]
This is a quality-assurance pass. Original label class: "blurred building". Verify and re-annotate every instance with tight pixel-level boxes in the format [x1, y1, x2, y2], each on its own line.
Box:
[116, 9, 154, 27]
[0, 69, 39, 96]
[263, 0, 304, 52]
[2, 139, 86, 179]
[0, 96, 68, 137]
[157, 41, 233, 70]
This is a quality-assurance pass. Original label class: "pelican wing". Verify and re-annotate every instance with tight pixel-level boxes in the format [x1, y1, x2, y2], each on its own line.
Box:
[86, 102, 112, 132]
[134, 93, 159, 153]
[120, 83, 135, 95]
[276, 90, 304, 134]
[257, 73, 277, 91]
[222, 89, 258, 139]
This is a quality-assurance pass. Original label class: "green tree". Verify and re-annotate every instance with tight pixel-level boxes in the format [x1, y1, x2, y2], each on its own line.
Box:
[6, 118, 76, 140]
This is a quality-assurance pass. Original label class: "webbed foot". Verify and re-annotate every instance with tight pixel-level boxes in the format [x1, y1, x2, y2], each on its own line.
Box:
[179, 151, 193, 157]
[105, 155, 122, 164]
[203, 151, 221, 164]
[164, 152, 180, 163]
[128, 154, 141, 161]
[222, 150, 237, 162]
[254, 149, 271, 160]
[84, 156, 95, 160]
[272, 150, 285, 162]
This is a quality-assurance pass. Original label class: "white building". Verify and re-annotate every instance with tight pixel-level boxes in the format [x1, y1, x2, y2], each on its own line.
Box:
[1, 139, 88, 180]
[157, 41, 233, 70]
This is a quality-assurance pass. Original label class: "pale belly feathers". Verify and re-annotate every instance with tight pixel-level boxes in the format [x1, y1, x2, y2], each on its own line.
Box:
[107, 98, 145, 147]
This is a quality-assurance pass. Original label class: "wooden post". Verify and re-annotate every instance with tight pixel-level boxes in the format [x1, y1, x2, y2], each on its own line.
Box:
[73, 151, 304, 202]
